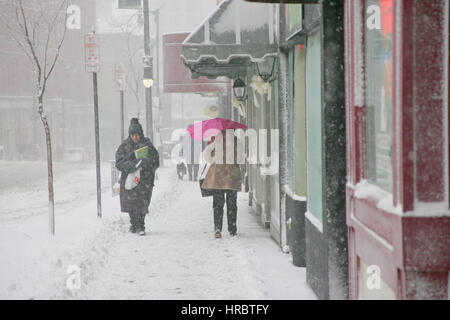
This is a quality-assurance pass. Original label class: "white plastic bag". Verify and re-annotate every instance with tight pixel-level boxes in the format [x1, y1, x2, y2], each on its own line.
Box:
[199, 162, 213, 197]
[199, 162, 211, 180]
[124, 168, 141, 190]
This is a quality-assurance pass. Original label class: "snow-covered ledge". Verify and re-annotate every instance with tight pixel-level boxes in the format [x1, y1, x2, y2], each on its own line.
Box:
[351, 180, 450, 217]
[409, 202, 450, 218]
[305, 211, 323, 233]
[350, 180, 402, 216]
[284, 184, 306, 202]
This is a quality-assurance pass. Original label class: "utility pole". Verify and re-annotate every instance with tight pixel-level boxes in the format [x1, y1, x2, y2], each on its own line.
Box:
[93, 71, 102, 219]
[151, 8, 160, 99]
[115, 63, 125, 141]
[143, 0, 153, 142]
[149, 7, 163, 167]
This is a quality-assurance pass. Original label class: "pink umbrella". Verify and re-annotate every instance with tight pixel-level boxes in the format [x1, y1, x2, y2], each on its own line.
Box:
[186, 117, 248, 141]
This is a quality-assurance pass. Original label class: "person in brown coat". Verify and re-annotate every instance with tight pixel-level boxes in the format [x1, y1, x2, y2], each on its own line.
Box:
[201, 130, 242, 238]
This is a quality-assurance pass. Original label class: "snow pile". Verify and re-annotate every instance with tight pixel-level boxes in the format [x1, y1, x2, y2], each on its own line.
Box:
[0, 162, 121, 299]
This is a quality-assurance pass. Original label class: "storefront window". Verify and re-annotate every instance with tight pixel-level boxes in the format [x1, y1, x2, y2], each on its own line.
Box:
[306, 31, 323, 224]
[364, 0, 394, 192]
[118, 0, 141, 9]
[287, 45, 307, 198]
[293, 45, 307, 197]
[285, 4, 304, 196]
[288, 50, 295, 189]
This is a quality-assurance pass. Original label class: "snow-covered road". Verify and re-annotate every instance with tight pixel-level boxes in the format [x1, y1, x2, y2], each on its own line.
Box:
[0, 161, 317, 300]
[0, 161, 111, 222]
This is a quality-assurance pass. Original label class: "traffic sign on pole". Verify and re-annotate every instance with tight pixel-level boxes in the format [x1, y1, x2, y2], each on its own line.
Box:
[115, 63, 125, 91]
[84, 33, 99, 73]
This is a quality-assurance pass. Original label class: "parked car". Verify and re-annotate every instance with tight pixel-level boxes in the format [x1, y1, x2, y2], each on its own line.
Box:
[63, 147, 88, 162]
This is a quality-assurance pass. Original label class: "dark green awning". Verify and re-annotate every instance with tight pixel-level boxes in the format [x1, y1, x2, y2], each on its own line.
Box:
[181, 0, 278, 79]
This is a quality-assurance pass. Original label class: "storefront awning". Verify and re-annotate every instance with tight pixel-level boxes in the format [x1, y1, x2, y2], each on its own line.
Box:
[181, 0, 278, 79]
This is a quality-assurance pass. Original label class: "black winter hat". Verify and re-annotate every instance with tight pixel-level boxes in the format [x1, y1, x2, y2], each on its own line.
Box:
[129, 118, 143, 136]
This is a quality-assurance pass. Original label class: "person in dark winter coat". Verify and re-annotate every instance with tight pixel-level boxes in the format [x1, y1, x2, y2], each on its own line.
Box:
[115, 118, 159, 236]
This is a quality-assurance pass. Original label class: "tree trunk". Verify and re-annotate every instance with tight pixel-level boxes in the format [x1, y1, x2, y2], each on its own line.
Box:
[38, 94, 55, 235]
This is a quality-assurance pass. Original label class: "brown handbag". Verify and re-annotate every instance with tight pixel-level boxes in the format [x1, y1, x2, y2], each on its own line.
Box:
[199, 164, 214, 197]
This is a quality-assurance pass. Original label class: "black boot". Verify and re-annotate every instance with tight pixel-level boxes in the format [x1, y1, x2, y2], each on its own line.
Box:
[213, 192, 225, 237]
[128, 212, 138, 233]
[213, 209, 224, 233]
[136, 213, 146, 236]
[226, 191, 237, 235]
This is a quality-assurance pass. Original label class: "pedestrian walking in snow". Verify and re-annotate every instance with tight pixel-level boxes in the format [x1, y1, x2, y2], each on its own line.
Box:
[176, 137, 187, 180]
[201, 131, 243, 239]
[115, 118, 159, 236]
[182, 129, 201, 181]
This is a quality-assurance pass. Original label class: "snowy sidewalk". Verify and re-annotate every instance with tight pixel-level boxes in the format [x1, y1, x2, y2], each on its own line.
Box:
[76, 167, 317, 300]
[0, 163, 317, 300]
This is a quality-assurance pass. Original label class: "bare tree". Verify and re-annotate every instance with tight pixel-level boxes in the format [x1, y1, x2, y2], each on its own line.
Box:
[0, 0, 70, 235]
[124, 31, 144, 118]
[111, 11, 144, 117]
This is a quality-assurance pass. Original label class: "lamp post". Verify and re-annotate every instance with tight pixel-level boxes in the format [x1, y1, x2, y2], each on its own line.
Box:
[143, 0, 153, 142]
[150, 7, 160, 98]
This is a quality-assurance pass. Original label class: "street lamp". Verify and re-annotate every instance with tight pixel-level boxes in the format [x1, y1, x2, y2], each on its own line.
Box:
[255, 55, 277, 82]
[143, 66, 153, 88]
[233, 76, 247, 101]
[143, 55, 153, 88]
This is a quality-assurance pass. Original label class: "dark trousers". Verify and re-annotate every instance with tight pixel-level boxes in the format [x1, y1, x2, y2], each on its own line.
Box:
[187, 164, 199, 181]
[177, 162, 186, 180]
[128, 212, 146, 231]
[212, 190, 237, 234]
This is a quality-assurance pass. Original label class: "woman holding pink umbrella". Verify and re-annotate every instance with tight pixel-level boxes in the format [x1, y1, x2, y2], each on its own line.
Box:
[201, 130, 243, 238]
[188, 118, 246, 238]
[188, 117, 246, 239]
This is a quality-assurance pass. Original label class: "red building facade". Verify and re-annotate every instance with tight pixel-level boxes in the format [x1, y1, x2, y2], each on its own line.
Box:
[345, 0, 449, 299]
